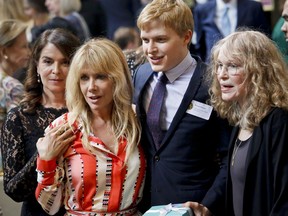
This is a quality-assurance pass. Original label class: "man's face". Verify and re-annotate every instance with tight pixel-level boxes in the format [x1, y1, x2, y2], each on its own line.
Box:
[140, 20, 191, 72]
[281, 0, 288, 41]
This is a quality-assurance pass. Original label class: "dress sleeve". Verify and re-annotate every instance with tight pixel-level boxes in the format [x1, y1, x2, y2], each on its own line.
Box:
[1, 108, 38, 202]
[35, 116, 68, 215]
[35, 156, 65, 215]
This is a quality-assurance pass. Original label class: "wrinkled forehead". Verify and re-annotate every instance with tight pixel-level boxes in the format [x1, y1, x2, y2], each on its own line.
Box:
[216, 42, 242, 63]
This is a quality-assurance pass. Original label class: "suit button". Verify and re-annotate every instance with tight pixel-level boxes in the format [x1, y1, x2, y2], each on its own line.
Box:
[154, 155, 160, 161]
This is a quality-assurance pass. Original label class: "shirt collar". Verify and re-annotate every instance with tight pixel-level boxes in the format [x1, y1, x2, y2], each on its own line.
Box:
[163, 53, 195, 83]
[217, 0, 237, 11]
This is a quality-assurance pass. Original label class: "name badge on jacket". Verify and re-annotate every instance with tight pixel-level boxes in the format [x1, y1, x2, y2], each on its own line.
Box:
[186, 100, 213, 120]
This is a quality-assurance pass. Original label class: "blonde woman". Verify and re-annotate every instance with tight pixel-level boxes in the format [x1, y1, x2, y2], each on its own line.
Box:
[0, 19, 30, 126]
[209, 30, 288, 215]
[0, 0, 30, 22]
[36, 38, 145, 215]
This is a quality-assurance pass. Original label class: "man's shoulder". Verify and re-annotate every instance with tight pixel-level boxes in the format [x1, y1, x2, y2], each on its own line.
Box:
[194, 0, 215, 12]
[133, 62, 153, 82]
[137, 62, 153, 72]
[239, 0, 263, 11]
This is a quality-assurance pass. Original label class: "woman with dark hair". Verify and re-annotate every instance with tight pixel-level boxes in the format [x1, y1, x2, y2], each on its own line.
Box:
[1, 28, 81, 216]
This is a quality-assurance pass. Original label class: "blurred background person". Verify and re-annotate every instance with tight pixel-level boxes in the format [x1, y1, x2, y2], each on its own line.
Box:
[272, 0, 288, 64]
[35, 38, 145, 215]
[0, 0, 32, 86]
[0, 0, 30, 23]
[98, 0, 143, 39]
[45, 0, 90, 42]
[0, 19, 30, 127]
[22, 0, 50, 43]
[113, 26, 145, 77]
[113, 27, 141, 51]
[79, 0, 107, 38]
[13, 0, 51, 84]
[1, 28, 81, 216]
[193, 0, 271, 62]
[281, 0, 288, 45]
[209, 30, 288, 215]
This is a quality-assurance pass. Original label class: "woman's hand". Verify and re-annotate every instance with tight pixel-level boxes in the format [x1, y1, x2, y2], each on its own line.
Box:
[36, 122, 76, 161]
[184, 201, 212, 216]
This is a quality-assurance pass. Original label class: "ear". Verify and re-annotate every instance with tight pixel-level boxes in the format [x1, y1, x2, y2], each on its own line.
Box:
[183, 30, 193, 46]
[0, 47, 5, 60]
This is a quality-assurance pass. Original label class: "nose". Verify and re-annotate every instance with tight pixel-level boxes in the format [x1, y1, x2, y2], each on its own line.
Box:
[147, 41, 157, 54]
[217, 66, 229, 78]
[88, 79, 97, 91]
[52, 63, 61, 74]
[281, 21, 287, 34]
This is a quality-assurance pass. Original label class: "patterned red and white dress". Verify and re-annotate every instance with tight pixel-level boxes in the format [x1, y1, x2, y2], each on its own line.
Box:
[35, 113, 146, 216]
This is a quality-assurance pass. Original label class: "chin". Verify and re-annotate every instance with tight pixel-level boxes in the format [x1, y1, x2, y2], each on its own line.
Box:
[221, 96, 234, 102]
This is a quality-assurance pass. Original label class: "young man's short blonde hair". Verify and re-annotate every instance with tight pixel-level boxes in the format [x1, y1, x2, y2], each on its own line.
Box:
[137, 0, 194, 37]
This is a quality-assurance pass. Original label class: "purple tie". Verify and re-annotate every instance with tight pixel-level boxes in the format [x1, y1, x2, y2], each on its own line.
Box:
[146, 73, 168, 148]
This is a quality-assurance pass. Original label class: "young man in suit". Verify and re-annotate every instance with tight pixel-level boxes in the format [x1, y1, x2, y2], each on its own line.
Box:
[193, 0, 271, 62]
[133, 0, 231, 215]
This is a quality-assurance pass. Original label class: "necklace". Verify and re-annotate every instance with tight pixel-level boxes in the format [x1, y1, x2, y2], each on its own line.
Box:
[231, 139, 243, 166]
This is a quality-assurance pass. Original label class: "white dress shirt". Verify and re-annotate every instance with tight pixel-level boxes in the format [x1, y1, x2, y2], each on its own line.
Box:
[215, 0, 237, 33]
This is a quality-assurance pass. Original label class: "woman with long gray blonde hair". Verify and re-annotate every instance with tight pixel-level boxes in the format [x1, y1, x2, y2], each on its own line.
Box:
[209, 30, 288, 215]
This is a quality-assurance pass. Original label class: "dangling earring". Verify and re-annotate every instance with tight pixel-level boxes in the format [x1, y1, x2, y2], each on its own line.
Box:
[37, 74, 40, 83]
[4, 55, 8, 60]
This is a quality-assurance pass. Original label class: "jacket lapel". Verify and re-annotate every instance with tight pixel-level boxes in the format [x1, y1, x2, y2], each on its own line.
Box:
[159, 59, 206, 149]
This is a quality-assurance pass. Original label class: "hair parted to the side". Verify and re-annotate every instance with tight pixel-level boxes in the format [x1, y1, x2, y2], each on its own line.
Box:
[209, 30, 288, 130]
[137, 0, 194, 38]
[21, 28, 81, 113]
[66, 38, 141, 162]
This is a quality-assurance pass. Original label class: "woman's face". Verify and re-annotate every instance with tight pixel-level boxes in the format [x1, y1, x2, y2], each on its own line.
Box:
[37, 43, 69, 95]
[23, 0, 36, 18]
[216, 48, 247, 107]
[4, 32, 30, 71]
[45, 0, 60, 16]
[79, 68, 114, 115]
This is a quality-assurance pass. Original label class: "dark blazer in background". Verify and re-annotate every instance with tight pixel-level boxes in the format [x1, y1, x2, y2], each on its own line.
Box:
[98, 0, 142, 39]
[80, 0, 107, 38]
[193, 0, 271, 62]
[133, 56, 232, 215]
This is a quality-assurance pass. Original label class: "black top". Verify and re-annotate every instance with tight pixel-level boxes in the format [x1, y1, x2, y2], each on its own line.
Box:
[226, 108, 288, 215]
[1, 105, 67, 216]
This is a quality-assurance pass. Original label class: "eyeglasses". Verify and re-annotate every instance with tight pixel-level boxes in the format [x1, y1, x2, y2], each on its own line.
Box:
[215, 61, 242, 76]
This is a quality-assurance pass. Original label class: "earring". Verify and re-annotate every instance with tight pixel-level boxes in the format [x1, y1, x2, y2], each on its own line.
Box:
[37, 74, 40, 83]
[4, 55, 8, 60]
